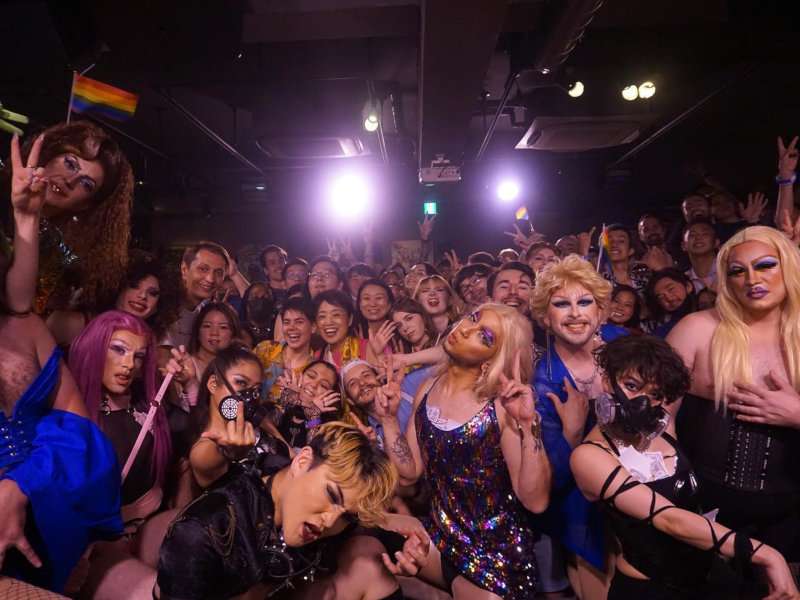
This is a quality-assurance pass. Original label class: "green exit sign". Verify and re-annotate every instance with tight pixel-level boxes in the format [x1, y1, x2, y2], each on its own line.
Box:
[423, 201, 438, 215]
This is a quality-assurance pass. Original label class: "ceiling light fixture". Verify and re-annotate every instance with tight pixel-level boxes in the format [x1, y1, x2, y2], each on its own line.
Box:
[621, 85, 639, 101]
[567, 81, 585, 98]
[638, 81, 656, 99]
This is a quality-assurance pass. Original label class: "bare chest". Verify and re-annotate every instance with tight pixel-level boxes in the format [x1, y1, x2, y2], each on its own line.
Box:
[0, 341, 41, 418]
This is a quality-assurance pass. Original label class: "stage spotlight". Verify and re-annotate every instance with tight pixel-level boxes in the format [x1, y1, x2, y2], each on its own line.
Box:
[567, 81, 584, 98]
[621, 85, 639, 101]
[327, 173, 370, 223]
[255, 184, 266, 191]
[497, 179, 520, 202]
[638, 81, 656, 99]
[364, 114, 379, 132]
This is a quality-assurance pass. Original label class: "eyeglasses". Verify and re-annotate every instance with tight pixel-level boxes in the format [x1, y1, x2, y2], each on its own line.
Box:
[286, 272, 307, 281]
[309, 272, 336, 282]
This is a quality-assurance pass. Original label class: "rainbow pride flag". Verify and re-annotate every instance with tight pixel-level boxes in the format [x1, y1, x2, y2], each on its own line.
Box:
[69, 74, 138, 121]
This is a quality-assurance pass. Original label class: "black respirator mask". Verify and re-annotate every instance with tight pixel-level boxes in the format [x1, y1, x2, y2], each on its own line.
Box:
[595, 383, 669, 446]
[215, 367, 262, 423]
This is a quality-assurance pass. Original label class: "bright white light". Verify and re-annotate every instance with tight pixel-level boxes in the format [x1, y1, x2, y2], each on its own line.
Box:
[255, 184, 266, 191]
[497, 180, 520, 202]
[327, 173, 370, 223]
[364, 114, 379, 132]
[567, 81, 584, 98]
[638, 81, 656, 99]
[621, 85, 639, 101]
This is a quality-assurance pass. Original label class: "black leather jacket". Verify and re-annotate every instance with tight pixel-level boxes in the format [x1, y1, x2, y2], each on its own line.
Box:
[157, 458, 325, 600]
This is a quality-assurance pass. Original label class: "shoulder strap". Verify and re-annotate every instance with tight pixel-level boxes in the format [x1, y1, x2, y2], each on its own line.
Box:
[601, 431, 621, 455]
[580, 440, 616, 456]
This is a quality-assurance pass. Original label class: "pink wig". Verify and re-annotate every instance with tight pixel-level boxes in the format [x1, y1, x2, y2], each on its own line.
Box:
[69, 310, 172, 486]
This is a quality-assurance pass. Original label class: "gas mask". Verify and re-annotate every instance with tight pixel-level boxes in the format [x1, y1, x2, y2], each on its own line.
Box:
[595, 382, 669, 448]
[215, 367, 262, 423]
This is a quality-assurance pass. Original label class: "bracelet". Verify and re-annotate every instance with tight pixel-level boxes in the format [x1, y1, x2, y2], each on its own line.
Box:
[306, 417, 322, 429]
[776, 173, 797, 186]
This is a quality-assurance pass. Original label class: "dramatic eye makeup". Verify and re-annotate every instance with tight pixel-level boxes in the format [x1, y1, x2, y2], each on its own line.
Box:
[754, 258, 779, 270]
[479, 328, 495, 347]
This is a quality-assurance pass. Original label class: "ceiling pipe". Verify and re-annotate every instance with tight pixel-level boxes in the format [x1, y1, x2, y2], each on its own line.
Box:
[475, 0, 604, 160]
[158, 89, 266, 176]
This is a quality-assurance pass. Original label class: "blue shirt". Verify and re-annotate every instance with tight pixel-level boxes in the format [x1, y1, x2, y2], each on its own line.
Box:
[531, 324, 628, 569]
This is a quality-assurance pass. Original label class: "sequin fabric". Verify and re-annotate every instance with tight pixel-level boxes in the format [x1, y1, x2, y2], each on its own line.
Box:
[416, 391, 538, 599]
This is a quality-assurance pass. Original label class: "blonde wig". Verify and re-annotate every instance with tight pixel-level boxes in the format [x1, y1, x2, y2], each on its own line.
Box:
[446, 302, 533, 400]
[711, 226, 800, 408]
[530, 254, 613, 319]
[413, 274, 464, 321]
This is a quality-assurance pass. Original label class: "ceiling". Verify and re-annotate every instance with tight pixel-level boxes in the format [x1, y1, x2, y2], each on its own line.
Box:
[1, 0, 798, 253]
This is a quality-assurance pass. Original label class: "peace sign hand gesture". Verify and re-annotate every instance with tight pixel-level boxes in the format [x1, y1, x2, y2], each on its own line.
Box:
[777, 136, 799, 179]
[498, 350, 537, 426]
[503, 224, 544, 251]
[375, 355, 405, 422]
[10, 133, 47, 217]
[444, 249, 462, 273]
[163, 345, 197, 385]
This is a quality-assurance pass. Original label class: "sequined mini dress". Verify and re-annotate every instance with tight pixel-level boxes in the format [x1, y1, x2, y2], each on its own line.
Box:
[416, 382, 538, 599]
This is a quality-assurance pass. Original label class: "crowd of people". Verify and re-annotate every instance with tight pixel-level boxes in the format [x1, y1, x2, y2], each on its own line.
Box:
[1, 120, 800, 600]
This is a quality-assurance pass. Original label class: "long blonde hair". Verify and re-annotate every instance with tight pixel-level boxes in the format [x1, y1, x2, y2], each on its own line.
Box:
[711, 226, 800, 408]
[447, 302, 533, 399]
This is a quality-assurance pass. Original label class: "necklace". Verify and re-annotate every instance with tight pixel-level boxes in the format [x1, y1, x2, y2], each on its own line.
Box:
[566, 362, 599, 394]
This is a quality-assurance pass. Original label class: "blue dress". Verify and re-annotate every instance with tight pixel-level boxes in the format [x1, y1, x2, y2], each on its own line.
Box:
[0, 348, 122, 592]
[531, 325, 628, 569]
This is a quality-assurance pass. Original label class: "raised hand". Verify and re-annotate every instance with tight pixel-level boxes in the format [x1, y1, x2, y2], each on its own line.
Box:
[577, 226, 596, 256]
[277, 369, 303, 396]
[325, 238, 341, 262]
[739, 192, 768, 224]
[444, 249, 462, 273]
[163, 344, 197, 385]
[498, 350, 536, 426]
[777, 136, 799, 179]
[340, 237, 356, 262]
[503, 223, 545, 251]
[0, 479, 41, 571]
[350, 412, 378, 444]
[306, 390, 341, 417]
[369, 320, 398, 357]
[374, 355, 405, 421]
[641, 246, 674, 271]
[778, 209, 800, 245]
[418, 215, 436, 241]
[10, 133, 47, 216]
[727, 370, 800, 428]
[547, 377, 590, 448]
[201, 401, 257, 460]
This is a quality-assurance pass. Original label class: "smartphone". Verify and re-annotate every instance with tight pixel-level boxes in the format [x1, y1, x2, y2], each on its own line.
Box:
[423, 201, 438, 216]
